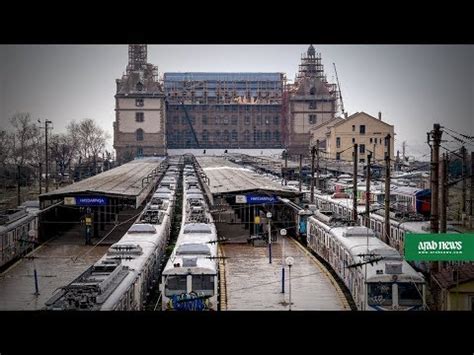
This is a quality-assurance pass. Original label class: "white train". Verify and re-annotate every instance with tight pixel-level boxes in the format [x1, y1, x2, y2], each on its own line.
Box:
[161, 163, 219, 311]
[306, 215, 426, 311]
[45, 166, 178, 310]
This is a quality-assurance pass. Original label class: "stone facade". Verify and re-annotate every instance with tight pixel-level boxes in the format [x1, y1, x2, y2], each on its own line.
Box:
[113, 45, 167, 164]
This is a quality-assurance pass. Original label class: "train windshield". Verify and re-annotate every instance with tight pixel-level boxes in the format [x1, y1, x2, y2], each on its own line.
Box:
[192, 275, 215, 296]
[165, 275, 187, 296]
[367, 282, 393, 306]
[397, 283, 423, 306]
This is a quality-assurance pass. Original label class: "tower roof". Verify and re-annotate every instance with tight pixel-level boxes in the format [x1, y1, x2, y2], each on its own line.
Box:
[307, 44, 316, 57]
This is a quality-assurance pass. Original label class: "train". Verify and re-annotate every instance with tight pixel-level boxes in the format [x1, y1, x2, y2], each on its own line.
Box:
[161, 162, 219, 311]
[45, 164, 178, 310]
[306, 215, 426, 311]
[0, 202, 41, 270]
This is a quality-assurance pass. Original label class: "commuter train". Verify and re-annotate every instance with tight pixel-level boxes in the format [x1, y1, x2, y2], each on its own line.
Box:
[306, 215, 426, 311]
[161, 162, 219, 311]
[45, 165, 178, 310]
[0, 202, 41, 269]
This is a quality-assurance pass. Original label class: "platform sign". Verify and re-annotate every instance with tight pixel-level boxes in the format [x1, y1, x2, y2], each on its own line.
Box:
[72, 196, 108, 206]
[246, 194, 277, 205]
[235, 195, 247, 204]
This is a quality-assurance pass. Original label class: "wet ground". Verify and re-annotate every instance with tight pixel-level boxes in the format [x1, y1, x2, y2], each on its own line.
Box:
[223, 236, 348, 310]
[0, 227, 117, 310]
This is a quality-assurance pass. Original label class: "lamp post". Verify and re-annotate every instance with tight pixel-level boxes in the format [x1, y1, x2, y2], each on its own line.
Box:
[267, 212, 272, 263]
[286, 256, 294, 311]
[280, 228, 287, 293]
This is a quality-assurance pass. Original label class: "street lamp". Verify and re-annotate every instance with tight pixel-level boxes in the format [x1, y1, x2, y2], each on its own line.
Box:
[280, 228, 287, 293]
[286, 256, 294, 311]
[267, 212, 272, 263]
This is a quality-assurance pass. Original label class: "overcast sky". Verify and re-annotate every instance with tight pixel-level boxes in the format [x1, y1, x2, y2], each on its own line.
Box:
[1, 45, 472, 159]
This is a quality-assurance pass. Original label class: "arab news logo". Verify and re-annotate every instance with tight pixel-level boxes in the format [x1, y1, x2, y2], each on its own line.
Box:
[417, 240, 463, 255]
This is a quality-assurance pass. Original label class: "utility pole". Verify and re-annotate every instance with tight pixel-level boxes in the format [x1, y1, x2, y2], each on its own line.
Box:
[429, 124, 442, 233]
[38, 162, 42, 195]
[316, 140, 320, 195]
[299, 154, 303, 192]
[310, 145, 316, 203]
[44, 120, 52, 193]
[365, 153, 371, 227]
[384, 134, 391, 244]
[471, 152, 474, 218]
[440, 153, 447, 233]
[461, 146, 467, 214]
[353, 143, 358, 223]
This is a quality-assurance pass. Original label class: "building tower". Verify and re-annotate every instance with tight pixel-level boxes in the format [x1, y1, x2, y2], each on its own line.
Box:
[286, 44, 339, 156]
[113, 44, 167, 164]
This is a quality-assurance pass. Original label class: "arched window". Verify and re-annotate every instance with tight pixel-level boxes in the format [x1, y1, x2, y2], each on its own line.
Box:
[309, 87, 316, 95]
[231, 130, 238, 141]
[136, 82, 144, 92]
[136, 128, 144, 141]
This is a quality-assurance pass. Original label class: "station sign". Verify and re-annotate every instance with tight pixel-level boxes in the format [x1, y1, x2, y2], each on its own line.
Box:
[246, 194, 277, 205]
[64, 196, 109, 206]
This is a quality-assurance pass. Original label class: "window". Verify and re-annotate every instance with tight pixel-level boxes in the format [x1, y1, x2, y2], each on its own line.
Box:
[309, 101, 317, 109]
[360, 125, 366, 134]
[336, 137, 341, 148]
[274, 131, 280, 142]
[264, 130, 271, 141]
[256, 130, 262, 141]
[367, 283, 393, 306]
[309, 115, 317, 124]
[352, 125, 355, 131]
[202, 116, 208, 125]
[273, 116, 279, 125]
[135, 98, 144, 107]
[244, 130, 250, 141]
[135, 112, 144, 122]
[136, 129, 144, 141]
[309, 87, 316, 95]
[384, 137, 388, 146]
[223, 130, 230, 141]
[192, 275, 214, 294]
[265, 116, 270, 125]
[336, 152, 341, 160]
[370, 138, 373, 144]
[165, 275, 188, 296]
[223, 117, 229, 125]
[352, 137, 355, 143]
[359, 158, 365, 164]
[360, 144, 365, 154]
[202, 130, 209, 142]
[231, 130, 238, 141]
[137, 147, 143, 156]
[245, 116, 251, 125]
[214, 130, 221, 141]
[397, 283, 423, 306]
[231, 116, 238, 125]
[256, 116, 262, 125]
[136, 82, 143, 91]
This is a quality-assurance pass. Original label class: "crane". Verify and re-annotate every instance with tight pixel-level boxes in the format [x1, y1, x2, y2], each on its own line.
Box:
[180, 101, 199, 148]
[333, 63, 345, 116]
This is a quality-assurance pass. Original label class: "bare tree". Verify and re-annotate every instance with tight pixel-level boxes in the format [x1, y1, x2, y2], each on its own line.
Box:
[9, 113, 38, 168]
[67, 118, 111, 175]
[0, 130, 13, 168]
[50, 133, 76, 177]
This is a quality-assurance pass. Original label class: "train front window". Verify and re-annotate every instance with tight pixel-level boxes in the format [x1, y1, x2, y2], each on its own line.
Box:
[165, 275, 187, 296]
[397, 283, 423, 306]
[367, 282, 393, 306]
[192, 275, 215, 296]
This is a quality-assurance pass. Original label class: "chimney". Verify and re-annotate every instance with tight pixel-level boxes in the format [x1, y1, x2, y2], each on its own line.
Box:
[378, 111, 382, 120]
